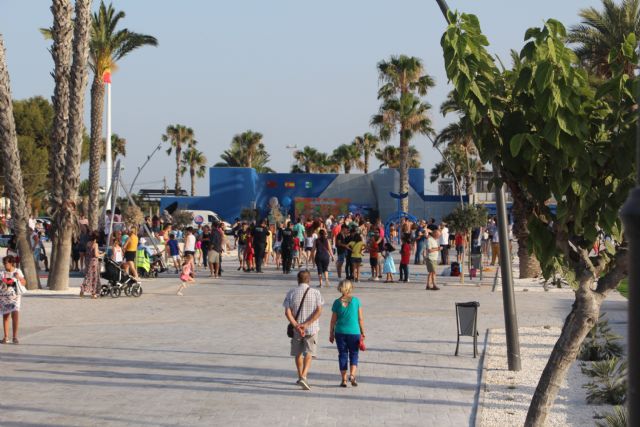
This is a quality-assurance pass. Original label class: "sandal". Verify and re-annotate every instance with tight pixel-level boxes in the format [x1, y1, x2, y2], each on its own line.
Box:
[350, 376, 358, 387]
[1, 338, 7, 344]
[340, 380, 347, 388]
[12, 338, 18, 345]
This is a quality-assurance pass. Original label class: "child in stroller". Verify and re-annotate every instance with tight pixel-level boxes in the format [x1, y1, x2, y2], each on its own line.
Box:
[101, 257, 142, 298]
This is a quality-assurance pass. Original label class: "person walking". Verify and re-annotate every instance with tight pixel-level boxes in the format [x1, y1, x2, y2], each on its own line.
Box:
[329, 279, 365, 387]
[123, 226, 140, 282]
[176, 254, 195, 296]
[80, 232, 104, 299]
[283, 270, 324, 390]
[208, 223, 224, 278]
[335, 226, 350, 279]
[348, 234, 364, 282]
[314, 229, 334, 288]
[201, 225, 212, 270]
[280, 222, 294, 274]
[425, 229, 441, 291]
[414, 220, 427, 265]
[399, 233, 411, 282]
[252, 219, 268, 273]
[439, 222, 450, 265]
[382, 242, 396, 283]
[0, 255, 26, 344]
[183, 227, 196, 260]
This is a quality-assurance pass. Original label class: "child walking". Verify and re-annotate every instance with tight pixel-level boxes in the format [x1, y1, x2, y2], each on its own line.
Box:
[399, 234, 411, 282]
[382, 242, 396, 283]
[177, 254, 195, 296]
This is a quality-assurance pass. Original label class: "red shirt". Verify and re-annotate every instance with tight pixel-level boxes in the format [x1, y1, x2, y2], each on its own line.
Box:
[400, 242, 411, 264]
[293, 237, 300, 251]
[368, 240, 379, 258]
[455, 233, 465, 246]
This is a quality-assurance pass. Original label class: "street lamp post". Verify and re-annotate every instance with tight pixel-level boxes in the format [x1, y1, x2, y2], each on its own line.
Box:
[433, 0, 520, 371]
[129, 143, 163, 194]
[286, 144, 298, 170]
[103, 69, 112, 210]
[426, 134, 464, 208]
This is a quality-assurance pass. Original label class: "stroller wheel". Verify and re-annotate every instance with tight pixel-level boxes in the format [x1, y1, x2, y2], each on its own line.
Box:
[110, 286, 121, 298]
[100, 285, 110, 297]
[131, 284, 143, 297]
[124, 285, 132, 297]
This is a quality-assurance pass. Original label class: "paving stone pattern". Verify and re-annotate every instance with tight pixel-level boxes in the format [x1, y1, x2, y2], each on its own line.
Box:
[0, 257, 627, 426]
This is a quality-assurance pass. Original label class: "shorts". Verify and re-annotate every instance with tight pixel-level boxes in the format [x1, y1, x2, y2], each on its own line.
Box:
[369, 257, 378, 267]
[290, 333, 318, 357]
[238, 244, 246, 255]
[208, 250, 220, 264]
[351, 257, 362, 264]
[305, 247, 313, 252]
[337, 253, 345, 263]
[124, 251, 136, 262]
[456, 245, 464, 254]
[292, 250, 299, 258]
[171, 255, 180, 262]
[316, 256, 330, 274]
[184, 250, 195, 257]
[426, 259, 437, 273]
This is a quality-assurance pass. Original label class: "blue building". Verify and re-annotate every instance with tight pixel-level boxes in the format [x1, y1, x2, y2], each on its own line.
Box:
[160, 167, 467, 223]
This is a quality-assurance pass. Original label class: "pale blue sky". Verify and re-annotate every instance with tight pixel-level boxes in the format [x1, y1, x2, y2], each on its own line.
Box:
[1, 0, 600, 196]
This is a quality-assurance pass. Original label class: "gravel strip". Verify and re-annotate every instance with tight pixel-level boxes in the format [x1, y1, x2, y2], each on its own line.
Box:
[479, 326, 612, 426]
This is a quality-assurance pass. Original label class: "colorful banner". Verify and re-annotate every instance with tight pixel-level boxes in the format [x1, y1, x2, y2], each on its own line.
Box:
[294, 197, 350, 218]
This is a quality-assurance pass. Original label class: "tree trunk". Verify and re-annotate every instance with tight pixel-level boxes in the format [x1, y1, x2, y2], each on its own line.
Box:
[0, 36, 40, 290]
[364, 149, 369, 174]
[48, 0, 92, 291]
[47, 0, 73, 268]
[190, 167, 195, 197]
[175, 145, 181, 194]
[399, 130, 409, 213]
[87, 74, 105, 230]
[525, 280, 603, 426]
[509, 182, 542, 278]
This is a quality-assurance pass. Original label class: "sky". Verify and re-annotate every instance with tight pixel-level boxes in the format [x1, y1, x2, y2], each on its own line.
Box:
[1, 0, 602, 197]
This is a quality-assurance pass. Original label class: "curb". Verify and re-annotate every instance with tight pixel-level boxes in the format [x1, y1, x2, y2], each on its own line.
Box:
[473, 328, 491, 427]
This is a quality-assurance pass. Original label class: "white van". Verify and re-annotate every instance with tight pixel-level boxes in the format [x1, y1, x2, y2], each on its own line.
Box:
[185, 210, 231, 233]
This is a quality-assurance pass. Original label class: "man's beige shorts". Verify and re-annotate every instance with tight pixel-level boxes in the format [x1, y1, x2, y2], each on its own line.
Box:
[207, 250, 220, 264]
[426, 259, 438, 273]
[290, 333, 318, 357]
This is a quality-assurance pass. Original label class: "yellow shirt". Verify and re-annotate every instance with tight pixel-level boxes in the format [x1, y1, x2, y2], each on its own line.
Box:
[124, 234, 138, 252]
[349, 241, 365, 258]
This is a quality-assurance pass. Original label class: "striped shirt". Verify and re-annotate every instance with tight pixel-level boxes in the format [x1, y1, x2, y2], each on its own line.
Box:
[283, 283, 324, 336]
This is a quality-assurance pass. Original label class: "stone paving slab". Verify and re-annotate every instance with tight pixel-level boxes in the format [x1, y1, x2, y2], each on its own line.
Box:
[0, 257, 627, 427]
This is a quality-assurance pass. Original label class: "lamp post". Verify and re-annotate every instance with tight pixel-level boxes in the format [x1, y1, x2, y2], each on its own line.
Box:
[433, 0, 520, 371]
[285, 144, 298, 170]
[426, 134, 464, 208]
[129, 143, 163, 194]
[103, 69, 112, 210]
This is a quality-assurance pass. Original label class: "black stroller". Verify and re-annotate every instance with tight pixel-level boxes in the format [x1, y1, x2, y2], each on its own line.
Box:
[100, 257, 143, 298]
[149, 253, 168, 277]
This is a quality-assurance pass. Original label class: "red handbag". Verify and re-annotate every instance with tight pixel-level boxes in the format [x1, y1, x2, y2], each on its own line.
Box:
[359, 338, 366, 351]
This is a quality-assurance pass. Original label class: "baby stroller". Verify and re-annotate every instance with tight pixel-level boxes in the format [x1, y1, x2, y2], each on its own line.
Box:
[149, 253, 168, 277]
[100, 257, 142, 298]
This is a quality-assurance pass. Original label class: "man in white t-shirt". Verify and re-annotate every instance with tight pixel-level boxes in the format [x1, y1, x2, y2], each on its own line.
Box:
[425, 230, 441, 290]
[439, 223, 450, 265]
[184, 227, 196, 258]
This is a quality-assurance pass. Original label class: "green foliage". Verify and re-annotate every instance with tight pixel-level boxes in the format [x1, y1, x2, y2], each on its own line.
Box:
[578, 314, 625, 361]
[215, 130, 273, 173]
[582, 357, 627, 405]
[171, 209, 193, 229]
[330, 143, 363, 174]
[443, 204, 487, 233]
[375, 145, 420, 169]
[595, 406, 628, 427]
[441, 13, 637, 279]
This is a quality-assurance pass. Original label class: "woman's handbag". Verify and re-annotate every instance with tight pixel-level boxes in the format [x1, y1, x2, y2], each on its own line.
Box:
[16, 281, 27, 295]
[287, 288, 310, 338]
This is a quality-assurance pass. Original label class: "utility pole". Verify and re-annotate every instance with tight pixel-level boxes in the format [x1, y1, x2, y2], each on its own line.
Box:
[434, 0, 520, 371]
[163, 176, 167, 195]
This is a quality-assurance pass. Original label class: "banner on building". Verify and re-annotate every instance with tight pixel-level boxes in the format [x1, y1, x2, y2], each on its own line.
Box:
[294, 197, 350, 218]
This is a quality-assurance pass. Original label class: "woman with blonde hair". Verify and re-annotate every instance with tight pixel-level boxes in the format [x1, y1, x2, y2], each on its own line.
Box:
[329, 280, 365, 387]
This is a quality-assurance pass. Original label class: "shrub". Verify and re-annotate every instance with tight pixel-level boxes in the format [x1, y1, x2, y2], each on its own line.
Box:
[595, 406, 628, 427]
[578, 314, 624, 361]
[171, 209, 194, 229]
[582, 358, 627, 405]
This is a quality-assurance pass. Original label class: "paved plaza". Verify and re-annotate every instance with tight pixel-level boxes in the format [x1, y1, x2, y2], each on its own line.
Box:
[0, 257, 628, 427]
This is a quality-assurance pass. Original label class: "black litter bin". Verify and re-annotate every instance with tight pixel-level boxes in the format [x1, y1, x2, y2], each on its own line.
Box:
[455, 301, 480, 358]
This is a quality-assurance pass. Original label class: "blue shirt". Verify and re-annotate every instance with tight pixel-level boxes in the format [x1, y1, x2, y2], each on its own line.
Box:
[167, 239, 180, 256]
[332, 296, 361, 335]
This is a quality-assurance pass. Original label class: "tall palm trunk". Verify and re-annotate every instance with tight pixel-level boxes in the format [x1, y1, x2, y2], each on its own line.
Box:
[0, 36, 40, 290]
[363, 149, 370, 174]
[174, 144, 181, 194]
[190, 166, 195, 197]
[88, 74, 105, 230]
[47, 0, 73, 267]
[49, 0, 92, 291]
[509, 183, 542, 278]
[398, 129, 409, 213]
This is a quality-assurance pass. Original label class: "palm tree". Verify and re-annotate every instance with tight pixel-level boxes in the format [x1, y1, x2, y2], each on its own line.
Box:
[162, 124, 194, 194]
[215, 130, 274, 172]
[101, 133, 126, 163]
[331, 144, 363, 174]
[48, 0, 93, 291]
[375, 145, 421, 169]
[181, 146, 207, 196]
[353, 133, 380, 174]
[0, 37, 40, 290]
[293, 146, 320, 173]
[82, 2, 158, 229]
[371, 55, 434, 211]
[568, 0, 640, 77]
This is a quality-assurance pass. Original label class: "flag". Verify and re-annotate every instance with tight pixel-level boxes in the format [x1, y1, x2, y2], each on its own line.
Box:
[284, 182, 295, 188]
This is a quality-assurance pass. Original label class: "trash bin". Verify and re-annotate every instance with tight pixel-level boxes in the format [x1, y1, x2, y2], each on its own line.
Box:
[455, 301, 480, 358]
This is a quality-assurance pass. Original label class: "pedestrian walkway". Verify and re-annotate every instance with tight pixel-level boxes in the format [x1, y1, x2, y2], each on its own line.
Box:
[0, 258, 628, 426]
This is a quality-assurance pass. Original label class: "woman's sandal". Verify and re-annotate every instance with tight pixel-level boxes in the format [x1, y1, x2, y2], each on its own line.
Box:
[1, 338, 8, 344]
[12, 338, 18, 345]
[340, 380, 347, 388]
[350, 376, 358, 387]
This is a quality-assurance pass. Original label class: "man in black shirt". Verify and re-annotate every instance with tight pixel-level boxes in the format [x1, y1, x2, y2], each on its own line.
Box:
[201, 225, 212, 269]
[252, 219, 268, 273]
[280, 222, 294, 274]
[335, 226, 350, 279]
